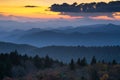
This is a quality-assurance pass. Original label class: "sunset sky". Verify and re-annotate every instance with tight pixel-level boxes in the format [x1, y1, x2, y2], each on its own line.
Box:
[0, 0, 113, 6]
[0, 0, 120, 30]
[0, 0, 119, 19]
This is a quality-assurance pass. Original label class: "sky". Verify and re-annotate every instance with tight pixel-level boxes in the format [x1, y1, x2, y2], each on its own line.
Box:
[0, 0, 113, 6]
[0, 0, 120, 30]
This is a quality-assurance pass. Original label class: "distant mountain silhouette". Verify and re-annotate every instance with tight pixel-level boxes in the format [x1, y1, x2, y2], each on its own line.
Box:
[0, 23, 120, 47]
[0, 41, 120, 63]
[55, 23, 120, 33]
[0, 42, 38, 56]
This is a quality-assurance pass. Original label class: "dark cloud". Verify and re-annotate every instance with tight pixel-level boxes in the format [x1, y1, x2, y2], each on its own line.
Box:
[24, 5, 38, 8]
[50, 1, 120, 12]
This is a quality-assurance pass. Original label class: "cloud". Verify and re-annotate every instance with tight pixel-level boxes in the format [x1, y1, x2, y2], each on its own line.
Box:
[59, 12, 120, 20]
[0, 14, 120, 32]
[0, 14, 52, 22]
[60, 12, 114, 17]
[24, 5, 38, 8]
[0, 12, 120, 31]
[89, 16, 114, 20]
[50, 1, 120, 12]
[0, 11, 120, 22]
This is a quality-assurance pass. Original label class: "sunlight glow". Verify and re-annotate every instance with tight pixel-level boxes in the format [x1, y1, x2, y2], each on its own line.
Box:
[0, 6, 85, 20]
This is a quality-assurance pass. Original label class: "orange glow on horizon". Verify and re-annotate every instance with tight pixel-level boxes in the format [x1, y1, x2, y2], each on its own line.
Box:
[0, 0, 119, 20]
[112, 12, 120, 20]
[0, 6, 84, 20]
[90, 16, 114, 20]
[0, 5, 120, 21]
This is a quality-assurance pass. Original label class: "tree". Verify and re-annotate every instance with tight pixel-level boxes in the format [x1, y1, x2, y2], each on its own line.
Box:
[102, 60, 105, 64]
[0, 54, 12, 79]
[22, 54, 28, 61]
[69, 59, 75, 70]
[33, 55, 42, 69]
[91, 56, 97, 65]
[44, 55, 52, 68]
[77, 58, 81, 66]
[9, 50, 21, 65]
[80, 57, 87, 66]
[112, 59, 117, 65]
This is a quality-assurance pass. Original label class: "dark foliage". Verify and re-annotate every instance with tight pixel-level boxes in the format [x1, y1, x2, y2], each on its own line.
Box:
[44, 55, 53, 68]
[80, 57, 87, 66]
[69, 59, 75, 70]
[91, 56, 97, 65]
[112, 59, 117, 65]
[91, 69, 100, 80]
[0, 51, 61, 79]
[33, 55, 43, 69]
[0, 50, 119, 80]
[77, 58, 81, 66]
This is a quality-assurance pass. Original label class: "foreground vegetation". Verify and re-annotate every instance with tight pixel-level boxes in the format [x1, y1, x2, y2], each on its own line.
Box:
[0, 50, 120, 80]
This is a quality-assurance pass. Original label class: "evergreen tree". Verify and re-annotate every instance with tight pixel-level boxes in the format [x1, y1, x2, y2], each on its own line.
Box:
[69, 59, 75, 70]
[102, 60, 105, 64]
[80, 57, 87, 66]
[77, 58, 81, 66]
[23, 54, 28, 61]
[91, 56, 97, 65]
[0, 54, 12, 79]
[44, 55, 52, 68]
[33, 55, 42, 69]
[9, 50, 20, 65]
[112, 59, 117, 65]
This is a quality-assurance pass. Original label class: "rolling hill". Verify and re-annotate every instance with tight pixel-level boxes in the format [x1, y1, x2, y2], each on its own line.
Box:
[0, 23, 120, 47]
[0, 41, 120, 63]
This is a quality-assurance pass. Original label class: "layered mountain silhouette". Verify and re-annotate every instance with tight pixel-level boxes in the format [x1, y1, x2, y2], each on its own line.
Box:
[0, 41, 120, 63]
[0, 23, 120, 47]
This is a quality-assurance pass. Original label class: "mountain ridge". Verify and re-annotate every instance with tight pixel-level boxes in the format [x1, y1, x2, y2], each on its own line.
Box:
[1, 23, 120, 47]
[0, 41, 120, 63]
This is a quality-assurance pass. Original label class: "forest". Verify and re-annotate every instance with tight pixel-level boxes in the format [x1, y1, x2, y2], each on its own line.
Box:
[0, 50, 120, 80]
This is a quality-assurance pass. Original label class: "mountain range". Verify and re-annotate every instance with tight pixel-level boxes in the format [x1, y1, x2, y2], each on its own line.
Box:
[0, 41, 120, 63]
[0, 23, 120, 47]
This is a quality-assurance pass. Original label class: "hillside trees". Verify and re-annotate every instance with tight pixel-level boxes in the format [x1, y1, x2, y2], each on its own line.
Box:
[69, 59, 75, 70]
[91, 56, 97, 65]
[0, 51, 61, 79]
